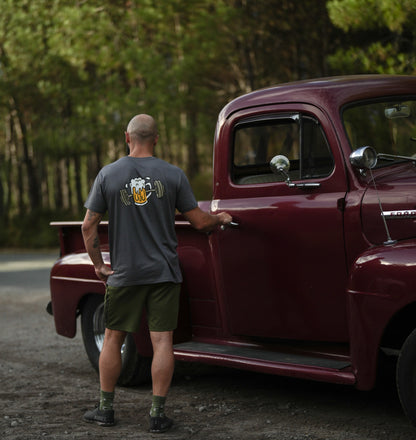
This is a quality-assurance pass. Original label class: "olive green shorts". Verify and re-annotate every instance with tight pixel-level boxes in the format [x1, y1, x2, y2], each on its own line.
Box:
[104, 282, 181, 333]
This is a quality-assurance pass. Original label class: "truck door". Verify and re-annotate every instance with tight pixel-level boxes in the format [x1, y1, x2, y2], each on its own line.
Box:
[213, 109, 349, 342]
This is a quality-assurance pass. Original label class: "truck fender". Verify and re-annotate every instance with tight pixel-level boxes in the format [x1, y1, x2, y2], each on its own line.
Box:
[347, 240, 416, 390]
[50, 256, 105, 338]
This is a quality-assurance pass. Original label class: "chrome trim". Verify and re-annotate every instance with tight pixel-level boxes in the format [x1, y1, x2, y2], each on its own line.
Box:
[51, 275, 103, 284]
[382, 210, 416, 219]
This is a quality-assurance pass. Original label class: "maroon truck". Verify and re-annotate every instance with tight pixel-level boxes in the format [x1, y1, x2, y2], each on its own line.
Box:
[48, 75, 416, 425]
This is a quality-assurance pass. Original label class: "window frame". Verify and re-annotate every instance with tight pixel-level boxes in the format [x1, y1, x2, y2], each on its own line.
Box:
[231, 112, 334, 185]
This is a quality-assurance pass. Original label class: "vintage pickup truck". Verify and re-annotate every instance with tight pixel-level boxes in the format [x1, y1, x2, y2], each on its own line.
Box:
[48, 75, 416, 425]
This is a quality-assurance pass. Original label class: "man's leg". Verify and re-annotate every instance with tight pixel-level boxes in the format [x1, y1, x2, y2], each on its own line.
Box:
[99, 328, 127, 392]
[150, 330, 174, 397]
[84, 328, 126, 426]
[148, 330, 175, 433]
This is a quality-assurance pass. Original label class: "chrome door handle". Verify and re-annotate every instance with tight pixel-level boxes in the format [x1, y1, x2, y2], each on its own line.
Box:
[220, 221, 239, 231]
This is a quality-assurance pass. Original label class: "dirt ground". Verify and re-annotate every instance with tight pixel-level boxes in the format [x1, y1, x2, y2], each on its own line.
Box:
[1, 252, 416, 440]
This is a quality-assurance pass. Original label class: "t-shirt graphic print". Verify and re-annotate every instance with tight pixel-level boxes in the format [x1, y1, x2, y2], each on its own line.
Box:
[120, 177, 165, 206]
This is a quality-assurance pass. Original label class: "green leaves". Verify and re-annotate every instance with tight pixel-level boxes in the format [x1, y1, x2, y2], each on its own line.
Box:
[327, 0, 416, 74]
[327, 0, 416, 32]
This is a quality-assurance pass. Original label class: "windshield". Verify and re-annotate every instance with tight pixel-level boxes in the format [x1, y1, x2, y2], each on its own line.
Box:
[343, 98, 416, 168]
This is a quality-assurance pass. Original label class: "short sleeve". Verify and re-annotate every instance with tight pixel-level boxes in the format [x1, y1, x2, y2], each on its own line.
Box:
[176, 170, 198, 214]
[84, 172, 107, 214]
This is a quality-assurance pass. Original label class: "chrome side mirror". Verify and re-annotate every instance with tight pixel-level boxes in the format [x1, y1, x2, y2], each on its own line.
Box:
[270, 155, 321, 189]
[349, 146, 378, 170]
[350, 146, 396, 245]
[270, 155, 290, 177]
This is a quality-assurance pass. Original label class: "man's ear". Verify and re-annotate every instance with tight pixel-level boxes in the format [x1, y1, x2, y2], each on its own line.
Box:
[154, 134, 159, 146]
[125, 132, 130, 143]
[125, 132, 130, 155]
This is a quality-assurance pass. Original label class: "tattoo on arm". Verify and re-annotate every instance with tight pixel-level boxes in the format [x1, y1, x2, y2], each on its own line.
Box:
[87, 210, 102, 222]
[93, 235, 100, 249]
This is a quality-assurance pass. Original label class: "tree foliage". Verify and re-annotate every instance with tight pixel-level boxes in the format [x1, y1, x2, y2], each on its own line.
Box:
[0, 0, 412, 247]
[327, 0, 416, 74]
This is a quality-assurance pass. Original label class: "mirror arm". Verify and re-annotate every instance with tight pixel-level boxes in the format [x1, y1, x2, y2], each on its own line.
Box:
[378, 153, 416, 163]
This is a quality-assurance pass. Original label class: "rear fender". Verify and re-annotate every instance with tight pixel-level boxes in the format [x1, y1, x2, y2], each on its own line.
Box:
[50, 254, 105, 338]
[347, 240, 416, 389]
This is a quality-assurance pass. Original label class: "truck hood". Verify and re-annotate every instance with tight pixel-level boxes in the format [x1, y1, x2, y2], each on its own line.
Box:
[361, 164, 416, 245]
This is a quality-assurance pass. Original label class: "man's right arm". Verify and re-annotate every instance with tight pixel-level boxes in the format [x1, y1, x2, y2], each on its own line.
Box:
[81, 209, 114, 282]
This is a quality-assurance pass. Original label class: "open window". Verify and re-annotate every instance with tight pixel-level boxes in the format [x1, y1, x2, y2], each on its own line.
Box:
[232, 114, 334, 185]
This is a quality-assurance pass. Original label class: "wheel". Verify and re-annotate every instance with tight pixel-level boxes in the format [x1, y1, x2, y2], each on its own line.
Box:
[80, 294, 151, 386]
[396, 327, 416, 426]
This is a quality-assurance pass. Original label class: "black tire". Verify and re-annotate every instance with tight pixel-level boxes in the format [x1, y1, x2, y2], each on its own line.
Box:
[80, 294, 151, 386]
[396, 327, 416, 426]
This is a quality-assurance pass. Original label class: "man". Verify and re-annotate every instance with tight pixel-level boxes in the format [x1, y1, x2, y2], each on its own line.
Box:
[81, 114, 232, 433]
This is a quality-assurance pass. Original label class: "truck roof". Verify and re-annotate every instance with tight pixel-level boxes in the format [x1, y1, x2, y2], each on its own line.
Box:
[219, 75, 416, 121]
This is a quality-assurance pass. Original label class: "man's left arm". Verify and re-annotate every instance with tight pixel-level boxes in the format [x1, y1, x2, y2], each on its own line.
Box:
[183, 207, 232, 233]
[81, 209, 114, 282]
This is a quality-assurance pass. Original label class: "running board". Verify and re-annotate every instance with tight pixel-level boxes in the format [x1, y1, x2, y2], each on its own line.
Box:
[173, 341, 355, 386]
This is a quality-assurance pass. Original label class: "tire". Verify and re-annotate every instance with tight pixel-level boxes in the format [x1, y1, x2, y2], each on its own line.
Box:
[396, 327, 416, 426]
[80, 294, 151, 386]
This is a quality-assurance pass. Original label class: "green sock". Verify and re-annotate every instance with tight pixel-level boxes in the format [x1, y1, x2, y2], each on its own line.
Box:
[99, 390, 115, 411]
[150, 395, 166, 418]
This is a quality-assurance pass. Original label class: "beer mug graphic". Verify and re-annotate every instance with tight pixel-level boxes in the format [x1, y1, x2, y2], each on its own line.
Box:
[130, 177, 149, 206]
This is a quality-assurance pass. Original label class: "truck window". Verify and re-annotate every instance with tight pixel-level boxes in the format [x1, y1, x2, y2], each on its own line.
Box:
[343, 98, 416, 167]
[232, 114, 334, 185]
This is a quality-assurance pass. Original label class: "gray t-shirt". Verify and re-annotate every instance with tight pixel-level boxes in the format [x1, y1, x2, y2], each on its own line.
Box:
[84, 156, 198, 287]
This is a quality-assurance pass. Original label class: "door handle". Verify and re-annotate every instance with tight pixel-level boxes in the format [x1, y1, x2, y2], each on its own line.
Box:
[220, 221, 239, 231]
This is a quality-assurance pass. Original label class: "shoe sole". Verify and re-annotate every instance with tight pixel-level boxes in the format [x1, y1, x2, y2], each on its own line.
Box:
[149, 427, 172, 433]
[83, 418, 115, 427]
[149, 422, 173, 433]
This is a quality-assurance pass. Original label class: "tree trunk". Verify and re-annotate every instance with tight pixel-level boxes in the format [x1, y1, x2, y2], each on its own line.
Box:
[54, 159, 63, 211]
[65, 157, 73, 213]
[186, 109, 199, 179]
[74, 155, 84, 212]
[12, 98, 41, 212]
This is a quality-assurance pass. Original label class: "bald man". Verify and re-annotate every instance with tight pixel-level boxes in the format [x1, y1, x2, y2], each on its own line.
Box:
[81, 114, 231, 432]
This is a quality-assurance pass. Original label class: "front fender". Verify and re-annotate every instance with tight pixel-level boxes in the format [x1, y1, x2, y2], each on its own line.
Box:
[347, 240, 416, 390]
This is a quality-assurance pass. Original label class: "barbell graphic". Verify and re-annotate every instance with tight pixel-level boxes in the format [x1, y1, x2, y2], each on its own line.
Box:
[120, 180, 165, 206]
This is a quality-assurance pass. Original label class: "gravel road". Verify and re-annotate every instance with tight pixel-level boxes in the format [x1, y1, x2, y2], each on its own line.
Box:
[1, 251, 416, 440]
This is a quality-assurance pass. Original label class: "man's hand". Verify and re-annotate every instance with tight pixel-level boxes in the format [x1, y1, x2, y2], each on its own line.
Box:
[217, 212, 233, 226]
[183, 207, 233, 233]
[94, 263, 114, 283]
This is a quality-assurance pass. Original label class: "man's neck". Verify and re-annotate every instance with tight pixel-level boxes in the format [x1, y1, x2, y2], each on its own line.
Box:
[128, 144, 154, 158]
[128, 152, 153, 158]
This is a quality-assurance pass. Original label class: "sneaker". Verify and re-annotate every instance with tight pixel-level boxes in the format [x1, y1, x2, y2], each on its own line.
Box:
[83, 404, 115, 427]
[149, 415, 173, 433]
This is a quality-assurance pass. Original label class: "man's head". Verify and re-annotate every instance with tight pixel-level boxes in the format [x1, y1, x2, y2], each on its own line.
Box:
[125, 114, 158, 148]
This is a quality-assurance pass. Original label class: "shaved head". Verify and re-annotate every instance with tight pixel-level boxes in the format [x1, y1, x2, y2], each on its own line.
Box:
[126, 114, 158, 143]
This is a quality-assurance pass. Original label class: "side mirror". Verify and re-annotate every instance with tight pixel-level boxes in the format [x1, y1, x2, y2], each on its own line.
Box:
[270, 155, 321, 189]
[349, 146, 377, 170]
[270, 155, 290, 177]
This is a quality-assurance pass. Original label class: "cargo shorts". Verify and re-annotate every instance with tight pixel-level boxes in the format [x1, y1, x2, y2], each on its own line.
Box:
[104, 282, 181, 333]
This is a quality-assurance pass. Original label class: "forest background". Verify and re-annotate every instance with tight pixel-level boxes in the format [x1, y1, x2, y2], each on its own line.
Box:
[0, 0, 415, 247]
